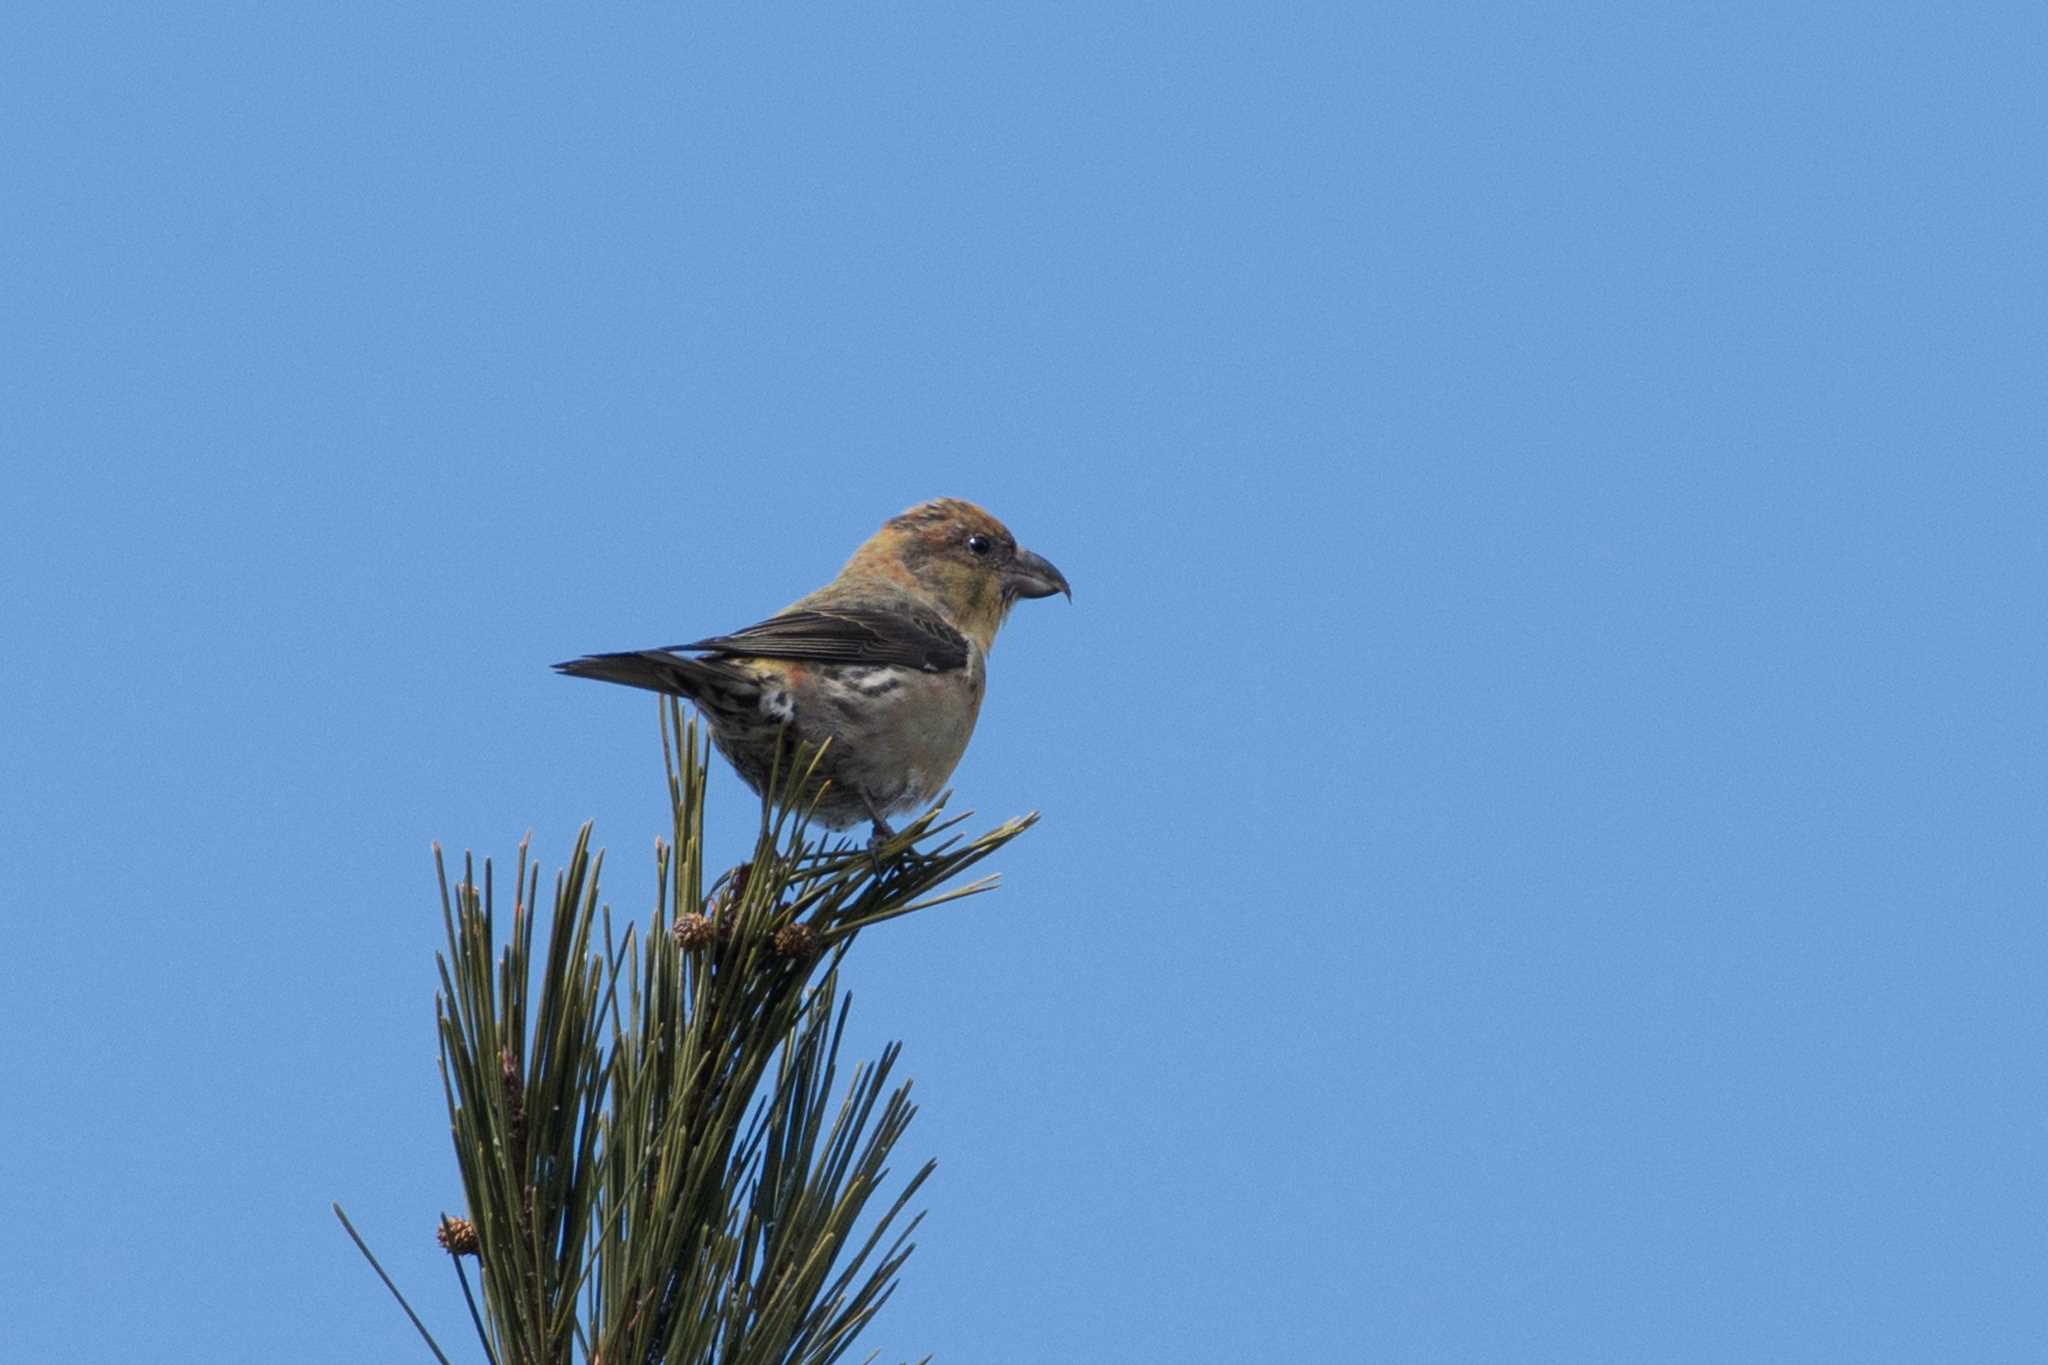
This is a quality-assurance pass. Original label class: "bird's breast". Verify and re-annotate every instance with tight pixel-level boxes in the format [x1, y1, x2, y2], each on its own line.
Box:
[794, 652, 984, 812]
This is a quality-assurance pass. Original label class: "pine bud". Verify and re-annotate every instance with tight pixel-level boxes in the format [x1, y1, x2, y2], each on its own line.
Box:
[772, 922, 820, 960]
[437, 1216, 479, 1257]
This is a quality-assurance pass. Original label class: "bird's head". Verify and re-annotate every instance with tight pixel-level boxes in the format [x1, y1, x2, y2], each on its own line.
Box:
[845, 498, 1070, 649]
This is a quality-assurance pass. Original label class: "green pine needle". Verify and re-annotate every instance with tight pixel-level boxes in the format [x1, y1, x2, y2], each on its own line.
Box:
[346, 700, 1034, 1363]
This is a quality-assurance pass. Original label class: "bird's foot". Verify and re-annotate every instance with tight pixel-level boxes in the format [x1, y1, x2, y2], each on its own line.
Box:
[860, 815, 895, 873]
[864, 815, 941, 876]
[859, 792, 904, 868]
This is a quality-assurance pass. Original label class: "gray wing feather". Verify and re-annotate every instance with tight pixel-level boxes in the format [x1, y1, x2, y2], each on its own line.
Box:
[672, 607, 969, 673]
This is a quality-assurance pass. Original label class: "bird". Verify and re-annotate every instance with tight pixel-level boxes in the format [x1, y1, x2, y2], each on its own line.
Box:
[555, 498, 1069, 840]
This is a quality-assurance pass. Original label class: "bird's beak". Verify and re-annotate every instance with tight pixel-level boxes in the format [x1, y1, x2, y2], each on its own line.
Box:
[1005, 547, 1071, 601]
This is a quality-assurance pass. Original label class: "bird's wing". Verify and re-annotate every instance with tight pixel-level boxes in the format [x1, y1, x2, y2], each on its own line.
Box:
[674, 607, 970, 673]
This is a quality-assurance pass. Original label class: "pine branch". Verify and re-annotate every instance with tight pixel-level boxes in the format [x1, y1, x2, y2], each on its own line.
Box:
[348, 700, 1032, 1363]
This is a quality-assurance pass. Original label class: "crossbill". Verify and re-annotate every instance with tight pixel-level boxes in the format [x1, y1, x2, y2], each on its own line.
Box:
[556, 498, 1069, 838]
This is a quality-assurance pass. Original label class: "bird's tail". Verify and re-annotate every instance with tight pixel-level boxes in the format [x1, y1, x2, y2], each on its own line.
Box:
[554, 650, 760, 717]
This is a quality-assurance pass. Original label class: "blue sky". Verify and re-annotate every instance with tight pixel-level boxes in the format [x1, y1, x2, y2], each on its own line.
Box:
[3, 3, 2043, 1361]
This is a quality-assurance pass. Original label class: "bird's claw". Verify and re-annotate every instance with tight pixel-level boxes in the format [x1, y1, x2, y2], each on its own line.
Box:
[866, 819, 940, 876]
[865, 820, 896, 873]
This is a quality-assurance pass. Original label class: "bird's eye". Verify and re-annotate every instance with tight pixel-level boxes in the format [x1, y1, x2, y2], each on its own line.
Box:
[966, 534, 993, 556]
